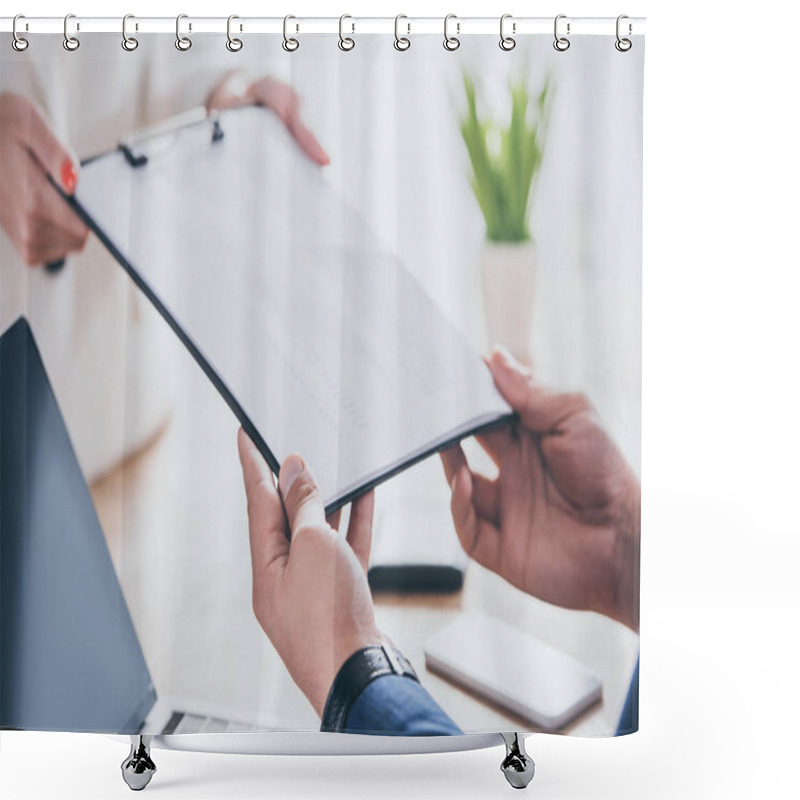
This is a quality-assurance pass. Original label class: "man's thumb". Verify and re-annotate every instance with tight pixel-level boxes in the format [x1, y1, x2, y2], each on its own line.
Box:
[489, 346, 591, 433]
[278, 455, 326, 535]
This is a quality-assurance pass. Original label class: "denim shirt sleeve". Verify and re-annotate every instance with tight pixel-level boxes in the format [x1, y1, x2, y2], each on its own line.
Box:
[616, 656, 639, 736]
[342, 674, 463, 736]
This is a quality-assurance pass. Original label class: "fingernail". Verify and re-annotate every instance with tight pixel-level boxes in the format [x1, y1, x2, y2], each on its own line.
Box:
[493, 344, 517, 370]
[61, 159, 77, 194]
[279, 455, 305, 495]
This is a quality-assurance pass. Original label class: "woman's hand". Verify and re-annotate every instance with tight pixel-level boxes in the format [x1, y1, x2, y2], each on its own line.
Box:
[441, 347, 641, 631]
[0, 93, 88, 266]
[237, 429, 383, 717]
[207, 72, 329, 166]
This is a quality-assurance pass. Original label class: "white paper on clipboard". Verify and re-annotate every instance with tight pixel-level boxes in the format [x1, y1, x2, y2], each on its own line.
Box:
[73, 106, 512, 512]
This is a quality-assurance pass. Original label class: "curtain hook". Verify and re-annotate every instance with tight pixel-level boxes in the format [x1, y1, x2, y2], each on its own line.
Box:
[63, 13, 80, 51]
[12, 14, 29, 52]
[283, 15, 299, 52]
[227, 14, 243, 52]
[553, 14, 570, 51]
[394, 14, 410, 51]
[615, 15, 632, 52]
[122, 14, 139, 51]
[176, 14, 192, 51]
[499, 13, 516, 51]
[443, 14, 460, 51]
[338, 14, 355, 51]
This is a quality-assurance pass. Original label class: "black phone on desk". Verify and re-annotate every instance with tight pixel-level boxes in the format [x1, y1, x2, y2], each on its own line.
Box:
[368, 500, 467, 593]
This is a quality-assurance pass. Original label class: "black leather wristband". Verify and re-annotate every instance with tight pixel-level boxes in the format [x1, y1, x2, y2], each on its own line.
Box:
[320, 644, 419, 732]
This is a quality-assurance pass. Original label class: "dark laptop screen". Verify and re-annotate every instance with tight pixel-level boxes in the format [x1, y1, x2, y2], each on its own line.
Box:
[0, 317, 156, 732]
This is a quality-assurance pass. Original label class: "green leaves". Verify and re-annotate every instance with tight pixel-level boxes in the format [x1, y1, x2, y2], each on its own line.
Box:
[460, 72, 551, 243]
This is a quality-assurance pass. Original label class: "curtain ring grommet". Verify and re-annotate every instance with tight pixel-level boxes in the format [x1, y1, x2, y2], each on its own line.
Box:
[338, 14, 355, 51]
[499, 14, 516, 51]
[553, 14, 570, 51]
[443, 14, 460, 51]
[12, 14, 29, 52]
[227, 15, 243, 52]
[122, 14, 139, 51]
[615, 14, 632, 51]
[176, 14, 192, 51]
[394, 14, 410, 51]
[283, 15, 299, 52]
[63, 14, 80, 51]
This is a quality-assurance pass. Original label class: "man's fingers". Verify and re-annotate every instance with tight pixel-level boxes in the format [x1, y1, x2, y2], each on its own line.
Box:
[326, 508, 342, 531]
[475, 427, 514, 466]
[238, 427, 275, 493]
[441, 444, 498, 522]
[279, 454, 326, 538]
[440, 443, 468, 485]
[346, 491, 375, 574]
[450, 466, 501, 572]
[489, 346, 592, 432]
[471, 472, 500, 524]
[237, 428, 289, 578]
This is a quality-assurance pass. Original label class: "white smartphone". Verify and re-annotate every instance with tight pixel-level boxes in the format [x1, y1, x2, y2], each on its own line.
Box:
[424, 611, 602, 730]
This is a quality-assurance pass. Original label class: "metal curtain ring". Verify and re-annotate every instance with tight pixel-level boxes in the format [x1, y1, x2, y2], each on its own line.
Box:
[227, 15, 243, 51]
[283, 15, 299, 52]
[122, 14, 139, 51]
[338, 14, 355, 51]
[615, 14, 632, 51]
[443, 14, 460, 51]
[553, 14, 570, 51]
[176, 14, 192, 51]
[12, 14, 29, 52]
[499, 14, 515, 51]
[394, 14, 410, 51]
[63, 14, 80, 51]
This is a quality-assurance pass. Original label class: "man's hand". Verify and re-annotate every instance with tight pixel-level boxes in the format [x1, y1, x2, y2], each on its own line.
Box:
[237, 429, 383, 717]
[207, 73, 329, 165]
[0, 93, 88, 266]
[441, 347, 640, 631]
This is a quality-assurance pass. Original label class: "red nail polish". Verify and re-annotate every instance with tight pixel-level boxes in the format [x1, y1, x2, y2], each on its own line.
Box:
[61, 159, 77, 194]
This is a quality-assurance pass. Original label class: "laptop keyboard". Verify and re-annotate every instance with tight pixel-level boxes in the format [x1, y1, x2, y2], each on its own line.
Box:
[162, 711, 271, 735]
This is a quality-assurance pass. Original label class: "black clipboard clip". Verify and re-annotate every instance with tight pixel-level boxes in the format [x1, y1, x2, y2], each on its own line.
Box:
[45, 107, 226, 271]
[118, 107, 225, 169]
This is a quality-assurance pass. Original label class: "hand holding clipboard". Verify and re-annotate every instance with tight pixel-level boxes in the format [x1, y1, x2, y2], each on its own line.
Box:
[65, 105, 512, 514]
[0, 93, 86, 270]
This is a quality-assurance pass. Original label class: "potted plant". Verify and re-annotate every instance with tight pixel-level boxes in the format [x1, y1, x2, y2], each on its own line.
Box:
[460, 73, 551, 364]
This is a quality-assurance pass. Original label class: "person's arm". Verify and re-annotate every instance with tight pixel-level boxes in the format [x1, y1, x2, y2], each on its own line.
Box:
[237, 430, 383, 718]
[237, 430, 461, 734]
[320, 646, 462, 736]
[441, 346, 641, 633]
[334, 673, 462, 736]
[616, 657, 639, 736]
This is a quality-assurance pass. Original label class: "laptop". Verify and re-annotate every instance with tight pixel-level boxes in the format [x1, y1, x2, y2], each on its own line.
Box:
[0, 317, 265, 734]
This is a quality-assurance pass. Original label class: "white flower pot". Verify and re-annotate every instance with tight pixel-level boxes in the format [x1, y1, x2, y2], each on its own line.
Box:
[479, 239, 536, 365]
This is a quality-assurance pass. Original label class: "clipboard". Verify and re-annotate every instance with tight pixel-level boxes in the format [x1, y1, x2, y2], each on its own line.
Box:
[56, 106, 513, 514]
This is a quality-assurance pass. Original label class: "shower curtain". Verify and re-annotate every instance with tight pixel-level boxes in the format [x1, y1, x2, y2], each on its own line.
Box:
[1, 20, 643, 751]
